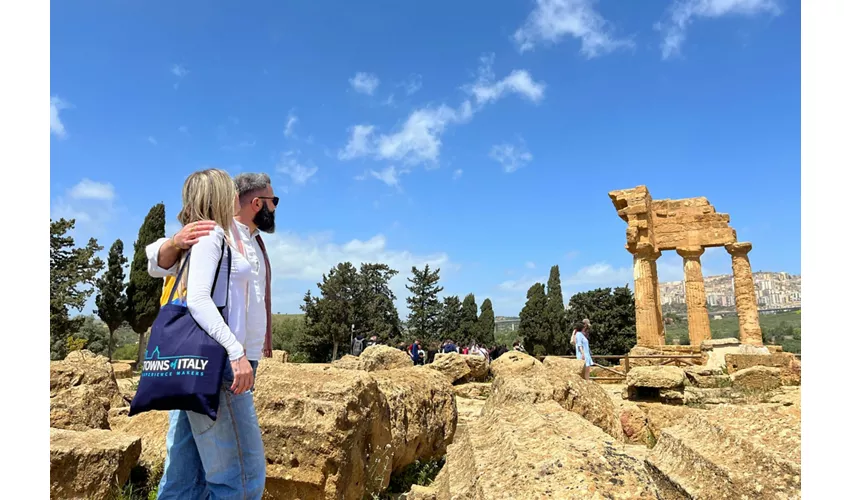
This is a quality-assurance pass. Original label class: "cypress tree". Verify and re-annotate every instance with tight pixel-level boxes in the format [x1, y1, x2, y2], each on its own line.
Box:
[544, 264, 568, 353]
[458, 293, 479, 344]
[405, 265, 444, 343]
[95, 239, 128, 360]
[126, 203, 166, 364]
[438, 295, 463, 340]
[477, 298, 496, 346]
[519, 282, 548, 356]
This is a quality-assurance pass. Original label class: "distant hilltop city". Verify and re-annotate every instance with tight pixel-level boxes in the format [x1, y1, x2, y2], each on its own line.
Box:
[660, 271, 801, 312]
[493, 271, 801, 332]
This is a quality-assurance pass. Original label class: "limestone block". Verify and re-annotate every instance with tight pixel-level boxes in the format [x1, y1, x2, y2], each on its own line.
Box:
[50, 428, 142, 500]
[730, 366, 782, 391]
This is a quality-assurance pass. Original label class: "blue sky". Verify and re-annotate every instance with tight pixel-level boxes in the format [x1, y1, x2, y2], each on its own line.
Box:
[50, 0, 800, 317]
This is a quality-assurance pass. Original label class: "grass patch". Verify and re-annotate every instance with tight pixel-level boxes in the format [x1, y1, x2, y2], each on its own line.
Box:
[370, 458, 445, 498]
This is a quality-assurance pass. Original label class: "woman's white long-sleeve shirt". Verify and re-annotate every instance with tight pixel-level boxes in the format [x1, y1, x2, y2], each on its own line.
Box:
[185, 226, 253, 361]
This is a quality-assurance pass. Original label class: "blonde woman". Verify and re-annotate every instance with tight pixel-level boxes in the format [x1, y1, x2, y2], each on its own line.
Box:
[157, 168, 266, 500]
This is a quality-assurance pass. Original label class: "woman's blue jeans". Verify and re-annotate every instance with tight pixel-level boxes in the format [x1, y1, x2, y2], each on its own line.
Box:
[157, 360, 265, 500]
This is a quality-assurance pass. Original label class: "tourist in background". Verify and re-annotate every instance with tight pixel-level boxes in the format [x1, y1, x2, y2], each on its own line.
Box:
[574, 321, 594, 381]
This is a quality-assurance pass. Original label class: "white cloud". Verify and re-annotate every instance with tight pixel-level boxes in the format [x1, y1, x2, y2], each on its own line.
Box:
[466, 54, 546, 105]
[284, 112, 298, 138]
[525, 261, 536, 269]
[369, 166, 401, 188]
[563, 262, 631, 286]
[51, 179, 120, 234]
[69, 179, 115, 201]
[490, 142, 533, 173]
[404, 74, 423, 95]
[339, 55, 543, 180]
[656, 0, 781, 59]
[171, 64, 189, 78]
[171, 64, 189, 89]
[339, 103, 473, 166]
[50, 96, 70, 138]
[513, 0, 633, 58]
[338, 125, 376, 160]
[276, 152, 318, 185]
[452, 169, 463, 180]
[261, 231, 452, 315]
[147, 136, 158, 146]
[349, 72, 380, 95]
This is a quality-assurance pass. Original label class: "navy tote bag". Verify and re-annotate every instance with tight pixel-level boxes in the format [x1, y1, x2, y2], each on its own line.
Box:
[129, 239, 232, 420]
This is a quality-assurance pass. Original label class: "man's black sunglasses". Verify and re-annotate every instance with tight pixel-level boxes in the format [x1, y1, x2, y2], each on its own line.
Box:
[257, 196, 279, 207]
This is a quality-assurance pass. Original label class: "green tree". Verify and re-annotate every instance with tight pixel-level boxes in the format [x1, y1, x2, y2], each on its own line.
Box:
[50, 219, 104, 360]
[519, 283, 548, 356]
[477, 298, 496, 346]
[300, 263, 358, 361]
[544, 265, 568, 353]
[355, 263, 402, 344]
[405, 265, 444, 343]
[438, 295, 463, 340]
[564, 286, 636, 357]
[71, 315, 111, 357]
[126, 203, 166, 365]
[458, 293, 478, 344]
[95, 239, 128, 360]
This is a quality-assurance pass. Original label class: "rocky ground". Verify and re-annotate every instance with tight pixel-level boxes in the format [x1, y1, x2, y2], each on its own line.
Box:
[50, 345, 801, 499]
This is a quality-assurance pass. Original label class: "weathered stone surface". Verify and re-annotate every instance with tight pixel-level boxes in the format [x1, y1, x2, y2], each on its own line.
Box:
[371, 368, 457, 473]
[456, 398, 485, 425]
[731, 365, 782, 391]
[429, 352, 472, 384]
[624, 345, 665, 367]
[486, 368, 624, 440]
[50, 427, 142, 500]
[684, 387, 743, 405]
[677, 247, 712, 346]
[646, 405, 800, 499]
[726, 353, 801, 386]
[421, 401, 660, 499]
[633, 249, 665, 347]
[684, 365, 731, 388]
[111, 362, 134, 379]
[636, 403, 700, 444]
[51, 350, 124, 431]
[51, 350, 122, 406]
[116, 377, 138, 402]
[253, 362, 393, 499]
[359, 344, 414, 371]
[626, 366, 686, 389]
[453, 382, 491, 400]
[331, 354, 362, 370]
[489, 350, 541, 378]
[461, 354, 489, 381]
[50, 384, 111, 431]
[700, 338, 740, 350]
[271, 350, 289, 363]
[108, 407, 170, 477]
[726, 242, 764, 346]
[542, 355, 586, 376]
[619, 402, 651, 446]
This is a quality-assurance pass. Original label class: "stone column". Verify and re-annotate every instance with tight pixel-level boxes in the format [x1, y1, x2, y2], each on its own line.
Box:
[633, 247, 664, 346]
[725, 242, 763, 345]
[676, 247, 712, 346]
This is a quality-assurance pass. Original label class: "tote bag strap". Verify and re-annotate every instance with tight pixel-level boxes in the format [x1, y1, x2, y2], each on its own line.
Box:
[166, 236, 232, 307]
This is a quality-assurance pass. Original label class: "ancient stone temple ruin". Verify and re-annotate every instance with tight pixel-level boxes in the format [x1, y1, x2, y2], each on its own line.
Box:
[609, 185, 763, 347]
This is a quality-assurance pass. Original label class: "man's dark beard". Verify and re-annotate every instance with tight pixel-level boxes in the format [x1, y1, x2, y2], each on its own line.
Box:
[253, 203, 276, 233]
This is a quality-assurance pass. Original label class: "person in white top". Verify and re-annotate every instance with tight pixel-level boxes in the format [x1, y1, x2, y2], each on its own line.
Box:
[147, 173, 278, 362]
[154, 168, 266, 500]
